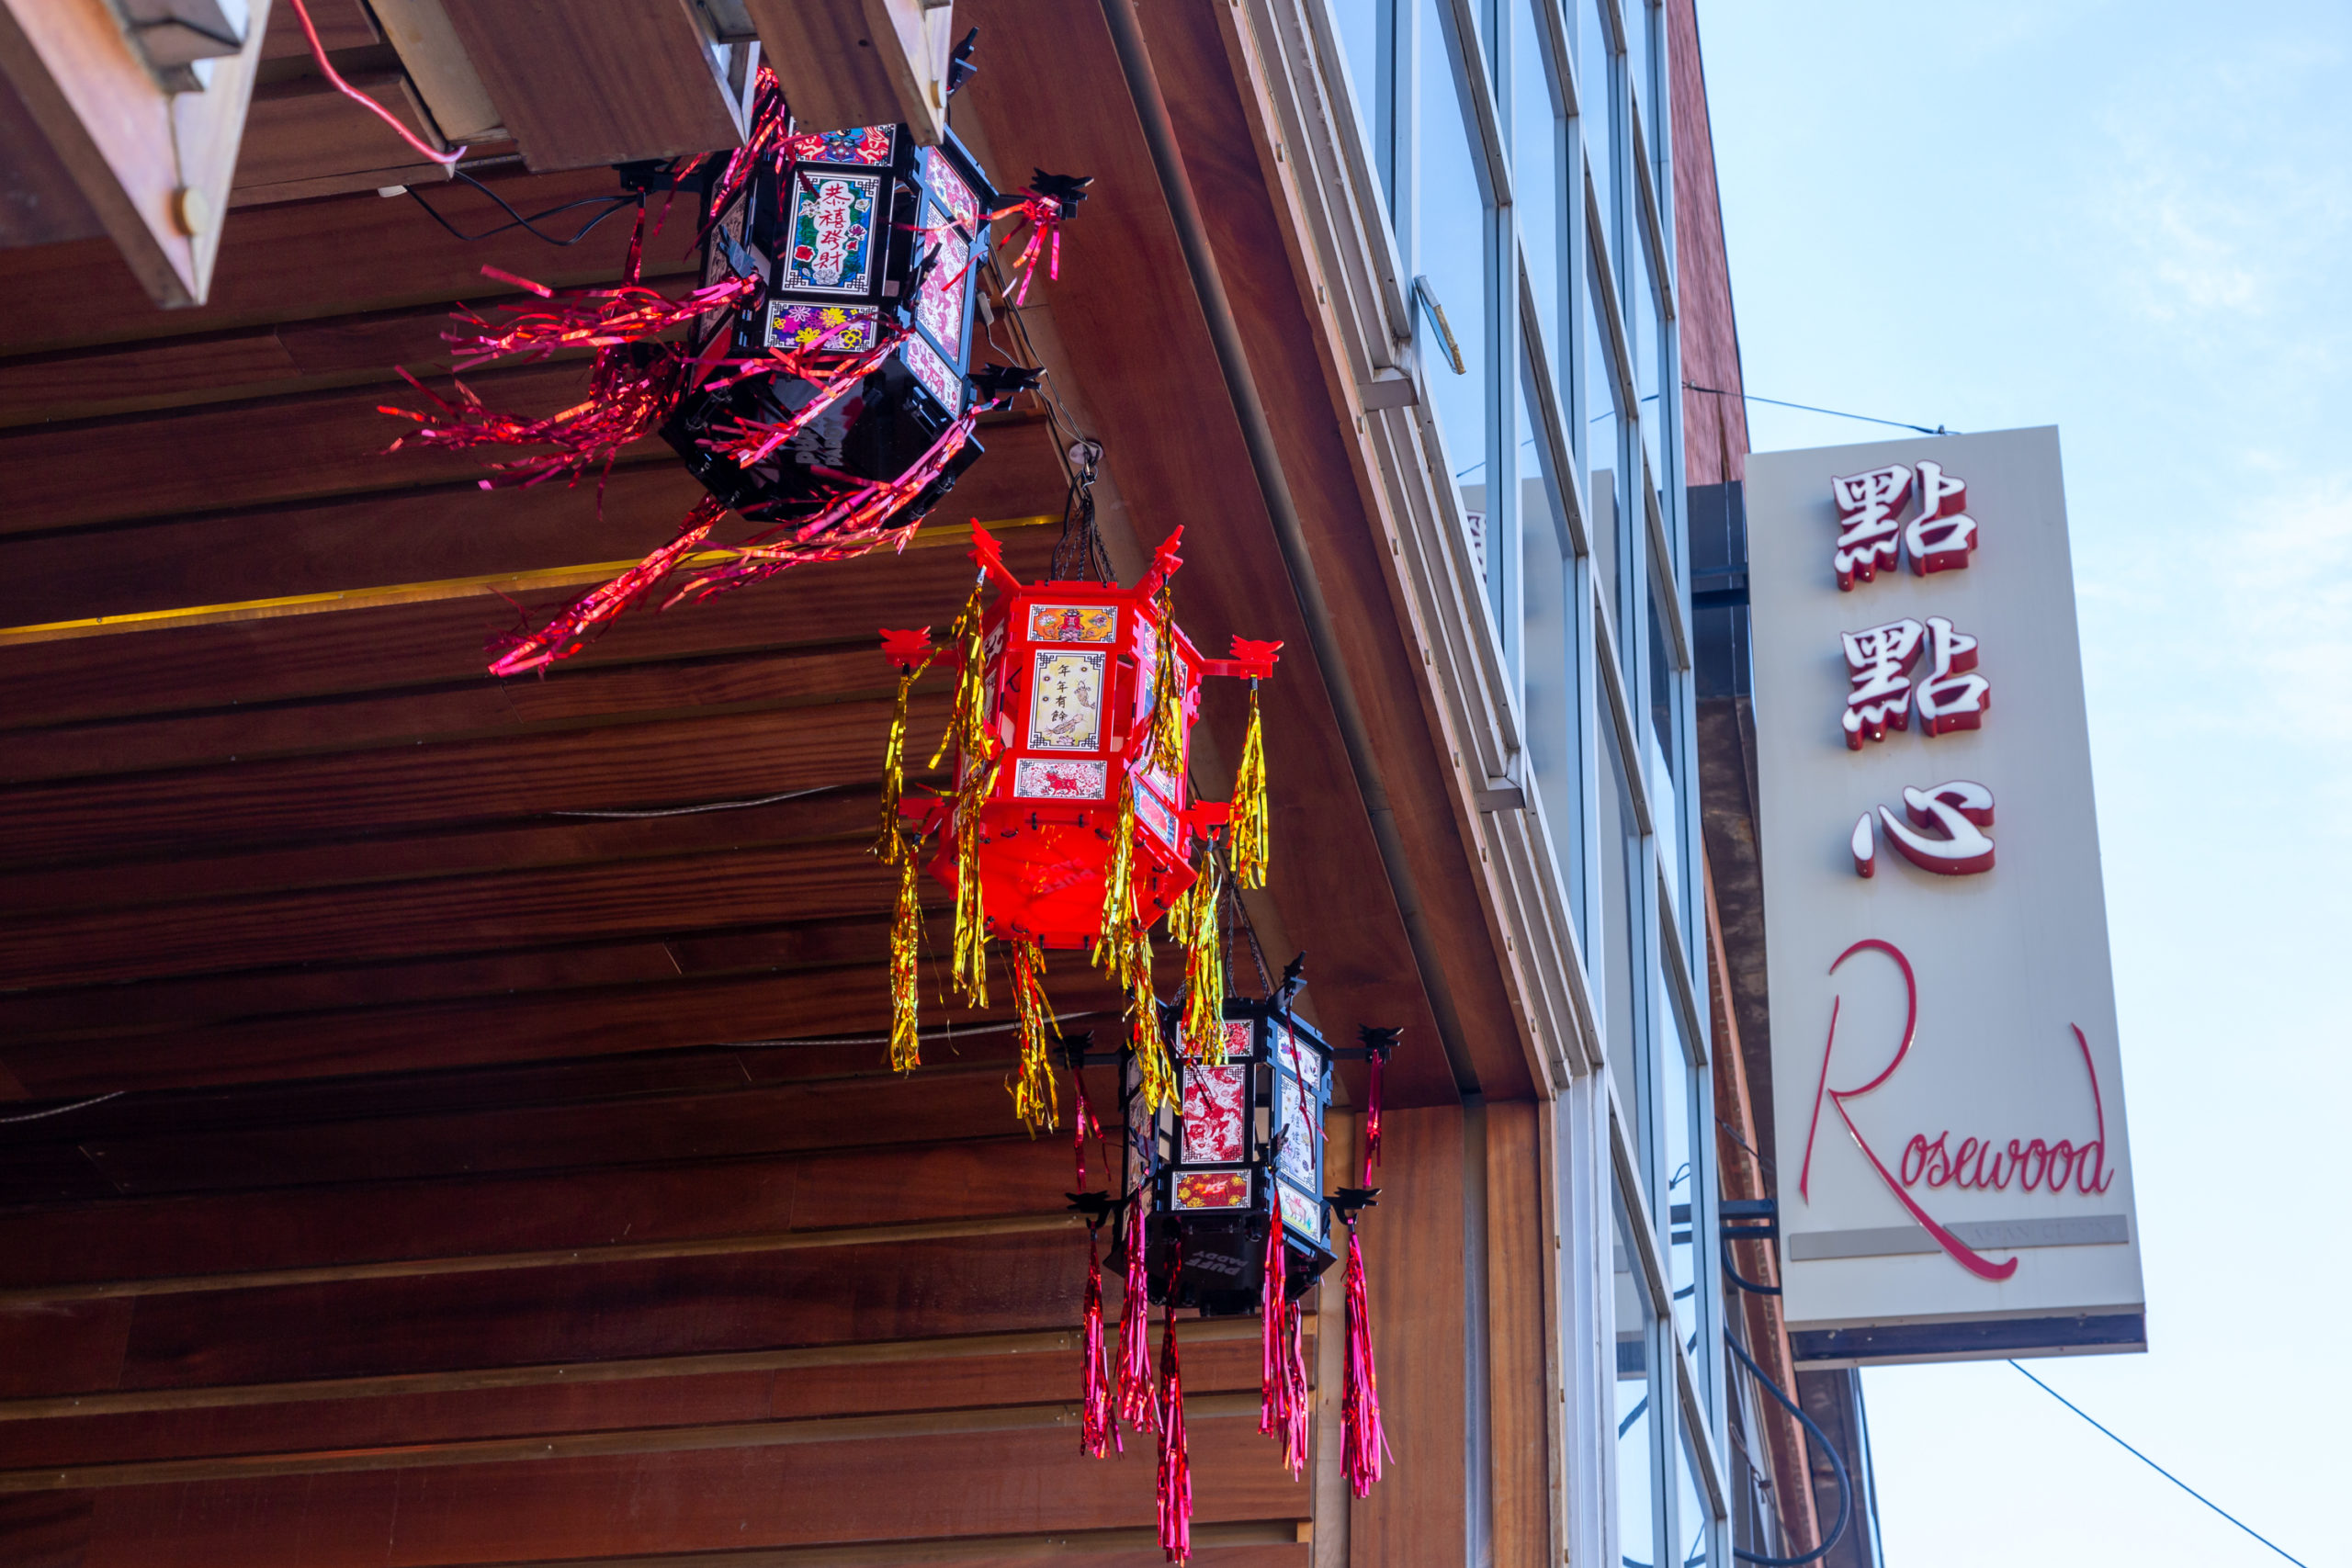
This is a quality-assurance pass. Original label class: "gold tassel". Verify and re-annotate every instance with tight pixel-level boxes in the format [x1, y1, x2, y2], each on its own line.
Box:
[932, 577, 997, 1006]
[887, 843, 924, 1073]
[876, 651, 931, 858]
[1143, 586, 1186, 769]
[1229, 682, 1271, 890]
[1009, 938, 1061, 1134]
[1092, 780, 1139, 983]
[1181, 857, 1227, 1066]
[1127, 925, 1178, 1112]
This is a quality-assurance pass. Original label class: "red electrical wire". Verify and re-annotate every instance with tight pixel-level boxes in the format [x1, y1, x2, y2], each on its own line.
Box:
[285, 0, 464, 169]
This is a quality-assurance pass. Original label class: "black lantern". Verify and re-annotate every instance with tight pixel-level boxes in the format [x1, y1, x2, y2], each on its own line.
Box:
[1110, 978, 1363, 1315]
[662, 120, 1000, 518]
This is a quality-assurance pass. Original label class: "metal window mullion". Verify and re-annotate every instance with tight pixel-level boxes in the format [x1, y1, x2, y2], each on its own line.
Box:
[1521, 273, 1585, 558]
[1440, 0, 1511, 209]
[1590, 576, 1652, 840]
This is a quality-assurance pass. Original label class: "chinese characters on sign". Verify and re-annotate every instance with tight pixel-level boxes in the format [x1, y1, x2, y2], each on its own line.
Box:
[1835, 462, 1995, 877]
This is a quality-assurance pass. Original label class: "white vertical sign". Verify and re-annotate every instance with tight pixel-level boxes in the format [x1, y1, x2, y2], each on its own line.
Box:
[1746, 427, 2144, 1365]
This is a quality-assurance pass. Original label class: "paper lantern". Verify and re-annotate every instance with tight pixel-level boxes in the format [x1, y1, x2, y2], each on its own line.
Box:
[380, 56, 1087, 675]
[875, 521, 1277, 1124]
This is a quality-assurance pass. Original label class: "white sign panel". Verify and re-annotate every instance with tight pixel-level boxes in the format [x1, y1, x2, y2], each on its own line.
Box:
[1746, 427, 2144, 1366]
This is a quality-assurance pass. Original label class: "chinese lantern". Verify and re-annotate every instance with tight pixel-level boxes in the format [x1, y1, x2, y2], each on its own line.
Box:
[1065, 985, 1396, 1562]
[382, 54, 1087, 675]
[874, 521, 1280, 1123]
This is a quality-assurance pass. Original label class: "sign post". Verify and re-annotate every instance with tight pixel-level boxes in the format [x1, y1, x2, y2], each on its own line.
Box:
[1746, 426, 2145, 1366]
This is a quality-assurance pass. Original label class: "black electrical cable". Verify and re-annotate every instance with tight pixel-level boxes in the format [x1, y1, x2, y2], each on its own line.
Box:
[1682, 381, 1954, 437]
[1724, 1330, 1850, 1566]
[2008, 1362, 2312, 1567]
[404, 169, 640, 246]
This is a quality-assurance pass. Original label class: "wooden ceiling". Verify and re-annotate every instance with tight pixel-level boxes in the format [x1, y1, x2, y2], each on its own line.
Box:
[0, 1, 1534, 1562]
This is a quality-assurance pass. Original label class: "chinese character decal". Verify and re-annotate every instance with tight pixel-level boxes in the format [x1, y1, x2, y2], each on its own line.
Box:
[1829, 459, 1979, 590]
[1851, 781, 1996, 877]
[1832, 463, 1997, 877]
[1840, 615, 1990, 748]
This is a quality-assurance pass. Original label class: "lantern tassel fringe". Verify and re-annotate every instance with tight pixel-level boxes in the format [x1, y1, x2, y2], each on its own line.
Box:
[931, 576, 997, 1007]
[1180, 860, 1227, 1066]
[1080, 1221, 1120, 1458]
[1116, 1198, 1157, 1435]
[1341, 1219, 1387, 1497]
[1091, 784, 1139, 983]
[1008, 939, 1060, 1134]
[1144, 589, 1186, 770]
[1157, 1261, 1193, 1564]
[485, 497, 723, 676]
[1229, 684, 1272, 890]
[1258, 1192, 1309, 1477]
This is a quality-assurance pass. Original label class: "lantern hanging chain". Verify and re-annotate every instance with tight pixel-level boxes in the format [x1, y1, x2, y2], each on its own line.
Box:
[980, 248, 1113, 581]
[1215, 839, 1276, 999]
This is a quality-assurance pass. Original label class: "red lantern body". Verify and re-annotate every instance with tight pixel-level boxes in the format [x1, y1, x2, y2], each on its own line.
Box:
[901, 558, 1239, 949]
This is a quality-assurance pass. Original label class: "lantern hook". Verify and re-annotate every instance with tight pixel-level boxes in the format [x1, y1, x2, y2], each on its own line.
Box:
[1328, 1187, 1380, 1224]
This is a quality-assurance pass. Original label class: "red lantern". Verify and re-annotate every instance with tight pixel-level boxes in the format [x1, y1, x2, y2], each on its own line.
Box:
[874, 522, 1279, 1126]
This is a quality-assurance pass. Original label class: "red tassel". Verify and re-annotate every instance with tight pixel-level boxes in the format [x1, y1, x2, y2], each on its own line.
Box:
[487, 498, 723, 676]
[1080, 1221, 1120, 1458]
[1116, 1197, 1157, 1435]
[1363, 1047, 1385, 1186]
[443, 268, 761, 368]
[1156, 1258, 1192, 1564]
[1340, 1217, 1386, 1497]
[664, 410, 978, 605]
[1258, 1196, 1309, 1476]
[1071, 1057, 1100, 1191]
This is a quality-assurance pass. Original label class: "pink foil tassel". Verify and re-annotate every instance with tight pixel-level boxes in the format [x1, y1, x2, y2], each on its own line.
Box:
[1116, 1197, 1158, 1436]
[1080, 1221, 1120, 1458]
[1156, 1258, 1192, 1564]
[1340, 1217, 1386, 1497]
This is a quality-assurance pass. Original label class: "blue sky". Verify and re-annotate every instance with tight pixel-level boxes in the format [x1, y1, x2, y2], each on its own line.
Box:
[1695, 2, 2349, 1562]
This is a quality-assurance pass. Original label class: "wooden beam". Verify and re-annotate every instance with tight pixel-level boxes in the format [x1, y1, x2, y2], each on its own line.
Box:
[230, 72, 459, 210]
[0, 166, 674, 356]
[0, 698, 910, 869]
[0, 1320, 1258, 1424]
[0, 1332, 1281, 1473]
[0, 1212, 1082, 1306]
[0, 0, 270, 307]
[437, 1, 749, 174]
[0, 1391, 1265, 1492]
[1351, 1106, 1468, 1566]
[746, 0, 958, 146]
[1484, 1101, 1551, 1568]
[450, 1521, 1306, 1567]
[0, 361, 617, 535]
[0, 520, 1058, 728]
[24, 1427, 1305, 1562]
[0, 1137, 1077, 1292]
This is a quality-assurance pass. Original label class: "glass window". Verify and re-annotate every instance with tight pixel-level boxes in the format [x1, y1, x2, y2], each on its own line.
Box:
[1417, 0, 1494, 577]
[1657, 964, 1696, 1351]
[1677, 1428, 1714, 1568]
[1575, 0, 1615, 260]
[1634, 245, 1666, 479]
[1581, 261, 1621, 614]
[1511, 0, 1562, 336]
[1333, 0, 1398, 214]
[1623, 0, 1653, 125]
[1647, 579, 1679, 895]
[1599, 700, 1644, 1167]
[1519, 366, 1585, 943]
[1614, 1181, 1662, 1568]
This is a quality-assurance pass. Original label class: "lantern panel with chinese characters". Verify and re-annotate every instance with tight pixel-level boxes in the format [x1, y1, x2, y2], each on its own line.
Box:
[1117, 998, 1337, 1315]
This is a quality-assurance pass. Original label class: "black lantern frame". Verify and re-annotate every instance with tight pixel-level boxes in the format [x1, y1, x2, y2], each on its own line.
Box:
[1076, 967, 1391, 1318]
[663, 122, 1000, 518]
